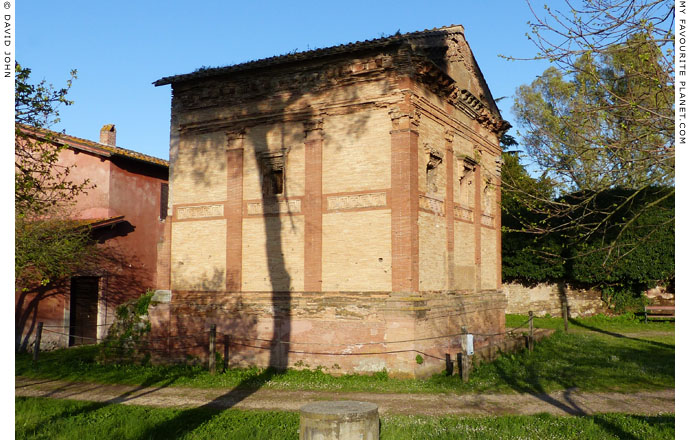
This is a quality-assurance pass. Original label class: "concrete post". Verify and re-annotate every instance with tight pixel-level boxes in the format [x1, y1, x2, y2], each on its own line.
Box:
[300, 401, 379, 440]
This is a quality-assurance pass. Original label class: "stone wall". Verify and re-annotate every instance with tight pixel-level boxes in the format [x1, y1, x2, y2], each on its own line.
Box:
[504, 282, 607, 317]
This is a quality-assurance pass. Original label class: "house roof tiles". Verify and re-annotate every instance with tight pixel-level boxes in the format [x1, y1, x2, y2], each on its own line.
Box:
[17, 124, 169, 168]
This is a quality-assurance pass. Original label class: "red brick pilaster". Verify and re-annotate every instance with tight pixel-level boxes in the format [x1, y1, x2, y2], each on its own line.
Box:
[226, 129, 245, 292]
[496, 167, 502, 290]
[444, 129, 455, 291]
[304, 119, 323, 292]
[474, 157, 482, 292]
[156, 218, 172, 290]
[390, 101, 419, 293]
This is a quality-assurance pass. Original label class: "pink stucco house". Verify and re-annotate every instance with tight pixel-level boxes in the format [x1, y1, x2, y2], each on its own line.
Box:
[15, 124, 169, 351]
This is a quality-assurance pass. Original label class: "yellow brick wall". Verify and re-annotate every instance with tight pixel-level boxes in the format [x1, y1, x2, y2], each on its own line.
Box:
[241, 216, 305, 292]
[453, 221, 475, 290]
[322, 109, 391, 194]
[418, 212, 447, 291]
[322, 210, 391, 291]
[481, 227, 497, 290]
[171, 219, 227, 291]
[452, 136, 475, 206]
[242, 122, 306, 200]
[172, 132, 227, 205]
[417, 118, 447, 199]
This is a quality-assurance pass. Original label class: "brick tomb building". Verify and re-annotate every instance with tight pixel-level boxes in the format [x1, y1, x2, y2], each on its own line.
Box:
[152, 25, 509, 377]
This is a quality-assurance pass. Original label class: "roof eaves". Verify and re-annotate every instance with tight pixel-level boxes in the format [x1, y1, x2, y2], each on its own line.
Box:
[17, 123, 169, 168]
[154, 25, 466, 87]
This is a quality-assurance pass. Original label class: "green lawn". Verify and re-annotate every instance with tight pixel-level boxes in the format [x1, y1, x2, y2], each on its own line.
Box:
[15, 397, 674, 440]
[16, 314, 674, 394]
[505, 313, 675, 334]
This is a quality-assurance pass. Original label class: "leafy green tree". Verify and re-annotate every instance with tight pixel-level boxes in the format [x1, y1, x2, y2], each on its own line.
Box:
[506, 1, 674, 268]
[15, 63, 93, 289]
[501, 150, 565, 282]
[501, 152, 674, 305]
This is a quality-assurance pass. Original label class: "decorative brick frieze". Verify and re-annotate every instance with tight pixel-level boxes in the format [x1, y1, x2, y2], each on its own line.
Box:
[453, 204, 474, 222]
[175, 55, 394, 111]
[481, 213, 495, 227]
[245, 199, 302, 216]
[418, 195, 445, 215]
[176, 204, 224, 220]
[326, 192, 388, 211]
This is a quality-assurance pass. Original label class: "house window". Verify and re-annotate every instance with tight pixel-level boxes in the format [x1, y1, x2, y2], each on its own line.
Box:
[260, 151, 286, 196]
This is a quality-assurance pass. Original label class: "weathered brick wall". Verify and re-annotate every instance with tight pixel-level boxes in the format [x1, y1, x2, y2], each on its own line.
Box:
[480, 228, 498, 290]
[504, 282, 607, 317]
[322, 210, 392, 292]
[157, 28, 508, 376]
[171, 219, 227, 291]
[172, 131, 227, 205]
[242, 216, 305, 292]
[148, 289, 506, 378]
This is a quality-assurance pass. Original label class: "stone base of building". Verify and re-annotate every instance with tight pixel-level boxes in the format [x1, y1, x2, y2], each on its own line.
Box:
[148, 289, 507, 378]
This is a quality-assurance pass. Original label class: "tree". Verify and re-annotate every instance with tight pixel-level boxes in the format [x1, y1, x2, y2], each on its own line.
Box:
[15, 63, 93, 288]
[501, 151, 566, 282]
[505, 0, 674, 268]
[501, 151, 674, 308]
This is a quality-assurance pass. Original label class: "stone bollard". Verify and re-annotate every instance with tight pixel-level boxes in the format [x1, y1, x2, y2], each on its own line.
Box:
[300, 400, 379, 440]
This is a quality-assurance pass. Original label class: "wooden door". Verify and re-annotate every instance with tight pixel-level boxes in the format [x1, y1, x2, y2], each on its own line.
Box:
[69, 277, 99, 346]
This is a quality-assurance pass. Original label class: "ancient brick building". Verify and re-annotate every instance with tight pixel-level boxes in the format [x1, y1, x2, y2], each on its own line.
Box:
[153, 25, 509, 377]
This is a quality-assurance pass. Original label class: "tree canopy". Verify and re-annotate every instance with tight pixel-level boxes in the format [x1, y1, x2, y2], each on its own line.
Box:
[504, 0, 674, 269]
[15, 63, 93, 288]
[501, 152, 674, 303]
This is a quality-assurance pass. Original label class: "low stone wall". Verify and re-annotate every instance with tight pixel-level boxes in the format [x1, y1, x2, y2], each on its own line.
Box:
[503, 282, 607, 318]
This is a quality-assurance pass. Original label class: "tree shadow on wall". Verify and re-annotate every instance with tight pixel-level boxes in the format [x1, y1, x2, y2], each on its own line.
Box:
[15, 221, 149, 353]
[139, 40, 403, 437]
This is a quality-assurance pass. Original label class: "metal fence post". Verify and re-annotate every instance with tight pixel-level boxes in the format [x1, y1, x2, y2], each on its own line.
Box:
[445, 353, 453, 376]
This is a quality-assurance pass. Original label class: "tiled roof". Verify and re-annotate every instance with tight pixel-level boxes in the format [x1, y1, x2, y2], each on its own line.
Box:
[17, 124, 169, 168]
[154, 25, 466, 86]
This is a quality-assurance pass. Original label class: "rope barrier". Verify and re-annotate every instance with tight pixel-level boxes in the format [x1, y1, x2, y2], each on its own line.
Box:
[41, 317, 533, 348]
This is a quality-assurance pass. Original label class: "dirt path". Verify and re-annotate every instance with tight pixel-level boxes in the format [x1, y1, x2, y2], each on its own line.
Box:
[15, 377, 674, 417]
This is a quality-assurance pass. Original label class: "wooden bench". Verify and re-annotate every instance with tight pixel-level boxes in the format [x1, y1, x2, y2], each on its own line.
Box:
[644, 305, 675, 323]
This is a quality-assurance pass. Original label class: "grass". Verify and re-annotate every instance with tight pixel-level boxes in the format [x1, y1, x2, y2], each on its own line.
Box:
[506, 312, 675, 334]
[16, 314, 673, 395]
[15, 397, 675, 440]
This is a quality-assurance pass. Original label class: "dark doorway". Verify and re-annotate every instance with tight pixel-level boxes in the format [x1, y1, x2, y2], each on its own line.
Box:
[69, 277, 99, 346]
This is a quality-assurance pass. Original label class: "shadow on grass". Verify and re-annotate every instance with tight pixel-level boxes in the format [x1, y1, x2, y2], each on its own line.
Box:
[489, 331, 674, 440]
[16, 357, 223, 436]
[569, 318, 674, 349]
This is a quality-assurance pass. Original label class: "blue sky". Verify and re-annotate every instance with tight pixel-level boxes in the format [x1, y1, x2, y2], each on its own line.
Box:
[18, 1, 560, 160]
